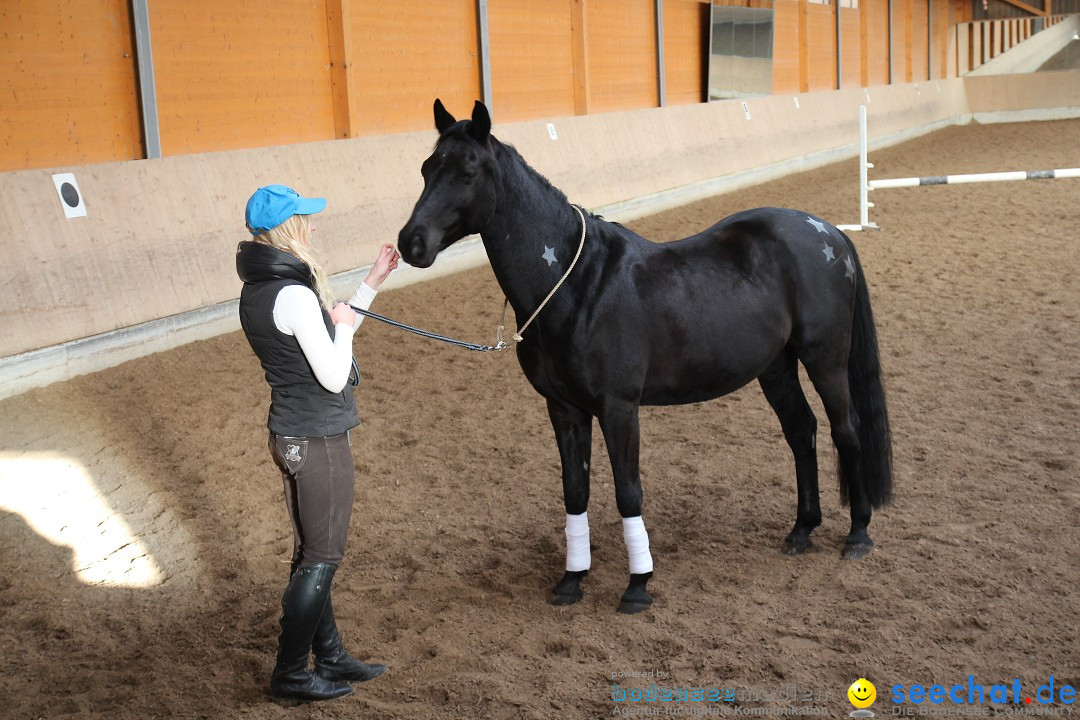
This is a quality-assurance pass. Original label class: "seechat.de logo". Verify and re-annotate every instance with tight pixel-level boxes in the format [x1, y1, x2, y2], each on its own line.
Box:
[890, 676, 1076, 707]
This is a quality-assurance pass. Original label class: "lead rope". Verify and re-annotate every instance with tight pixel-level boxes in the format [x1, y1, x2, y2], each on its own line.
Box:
[347, 305, 507, 352]
[350, 204, 587, 353]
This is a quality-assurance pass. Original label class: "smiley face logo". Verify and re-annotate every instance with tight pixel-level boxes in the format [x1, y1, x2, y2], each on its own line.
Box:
[848, 678, 877, 709]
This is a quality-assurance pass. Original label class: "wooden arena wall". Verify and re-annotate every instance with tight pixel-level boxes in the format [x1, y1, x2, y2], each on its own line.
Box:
[769, 0, 963, 94]
[0, 0, 145, 170]
[8, 0, 1072, 173]
[2, 70, 1078, 378]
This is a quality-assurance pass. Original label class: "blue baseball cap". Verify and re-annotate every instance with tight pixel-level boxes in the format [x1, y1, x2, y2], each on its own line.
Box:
[245, 185, 326, 235]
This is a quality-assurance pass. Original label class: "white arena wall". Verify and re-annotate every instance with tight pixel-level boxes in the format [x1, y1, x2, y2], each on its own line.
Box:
[1, 71, 1078, 399]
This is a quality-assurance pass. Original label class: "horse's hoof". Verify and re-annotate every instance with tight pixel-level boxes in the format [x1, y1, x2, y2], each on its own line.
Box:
[842, 542, 873, 559]
[782, 537, 813, 555]
[618, 572, 653, 614]
[549, 589, 583, 606]
[549, 570, 587, 606]
[617, 596, 653, 614]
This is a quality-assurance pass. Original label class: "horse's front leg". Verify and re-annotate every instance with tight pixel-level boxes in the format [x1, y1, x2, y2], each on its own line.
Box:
[598, 400, 653, 614]
[546, 398, 593, 606]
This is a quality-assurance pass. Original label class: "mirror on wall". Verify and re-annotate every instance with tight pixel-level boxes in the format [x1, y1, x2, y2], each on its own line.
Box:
[707, 0, 775, 101]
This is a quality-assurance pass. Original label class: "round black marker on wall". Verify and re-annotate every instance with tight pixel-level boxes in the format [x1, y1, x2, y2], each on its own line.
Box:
[52, 173, 87, 218]
[59, 182, 80, 208]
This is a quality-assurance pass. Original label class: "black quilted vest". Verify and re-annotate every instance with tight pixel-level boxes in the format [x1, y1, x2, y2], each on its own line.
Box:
[236, 241, 359, 437]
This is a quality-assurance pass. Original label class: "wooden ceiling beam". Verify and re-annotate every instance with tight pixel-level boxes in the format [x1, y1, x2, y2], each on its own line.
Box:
[995, 0, 1049, 16]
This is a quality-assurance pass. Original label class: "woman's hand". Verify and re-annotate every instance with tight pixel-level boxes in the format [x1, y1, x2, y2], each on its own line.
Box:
[364, 243, 400, 290]
[330, 301, 357, 327]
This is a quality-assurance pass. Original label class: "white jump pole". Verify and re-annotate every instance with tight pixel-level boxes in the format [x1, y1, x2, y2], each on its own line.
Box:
[870, 167, 1080, 189]
[835, 101, 1080, 230]
[856, 103, 874, 228]
[836, 104, 876, 231]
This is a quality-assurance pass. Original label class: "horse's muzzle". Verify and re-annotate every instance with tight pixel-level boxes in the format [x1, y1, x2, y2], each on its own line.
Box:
[397, 226, 437, 268]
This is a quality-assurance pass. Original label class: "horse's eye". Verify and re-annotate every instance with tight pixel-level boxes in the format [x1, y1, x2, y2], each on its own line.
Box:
[461, 170, 478, 182]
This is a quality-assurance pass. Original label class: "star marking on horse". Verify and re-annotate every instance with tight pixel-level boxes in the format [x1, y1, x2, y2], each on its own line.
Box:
[542, 246, 558, 266]
[844, 256, 856, 283]
[821, 243, 835, 262]
[806, 216, 828, 234]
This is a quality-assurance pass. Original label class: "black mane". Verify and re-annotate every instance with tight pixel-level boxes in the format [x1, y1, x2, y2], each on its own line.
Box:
[494, 139, 569, 206]
[436, 121, 571, 208]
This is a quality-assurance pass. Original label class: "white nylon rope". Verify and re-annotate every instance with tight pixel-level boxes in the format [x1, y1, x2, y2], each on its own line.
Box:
[497, 204, 587, 346]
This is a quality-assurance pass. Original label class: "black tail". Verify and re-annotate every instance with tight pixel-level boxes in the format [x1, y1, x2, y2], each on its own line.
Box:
[841, 236, 893, 508]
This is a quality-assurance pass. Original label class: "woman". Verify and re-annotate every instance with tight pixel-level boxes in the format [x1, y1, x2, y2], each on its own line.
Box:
[235, 184, 398, 703]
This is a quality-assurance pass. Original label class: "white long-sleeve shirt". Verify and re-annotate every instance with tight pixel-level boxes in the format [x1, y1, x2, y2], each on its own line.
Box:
[272, 282, 378, 393]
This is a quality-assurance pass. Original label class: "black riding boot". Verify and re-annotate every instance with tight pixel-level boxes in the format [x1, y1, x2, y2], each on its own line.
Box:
[270, 563, 354, 703]
[312, 592, 387, 683]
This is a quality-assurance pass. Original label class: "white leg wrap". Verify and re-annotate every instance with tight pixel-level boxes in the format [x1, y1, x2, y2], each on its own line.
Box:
[622, 516, 654, 575]
[565, 512, 591, 572]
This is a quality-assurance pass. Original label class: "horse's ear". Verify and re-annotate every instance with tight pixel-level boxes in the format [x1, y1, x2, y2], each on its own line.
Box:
[469, 100, 491, 141]
[434, 98, 456, 135]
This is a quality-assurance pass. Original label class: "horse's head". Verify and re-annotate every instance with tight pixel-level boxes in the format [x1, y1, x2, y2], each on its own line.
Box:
[398, 99, 501, 268]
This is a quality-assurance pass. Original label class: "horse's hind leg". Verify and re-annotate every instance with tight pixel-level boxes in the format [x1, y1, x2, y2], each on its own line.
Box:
[546, 398, 593, 606]
[758, 347, 821, 555]
[799, 353, 874, 559]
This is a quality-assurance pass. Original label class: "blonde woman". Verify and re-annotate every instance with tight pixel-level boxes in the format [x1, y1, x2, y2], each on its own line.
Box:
[236, 185, 398, 703]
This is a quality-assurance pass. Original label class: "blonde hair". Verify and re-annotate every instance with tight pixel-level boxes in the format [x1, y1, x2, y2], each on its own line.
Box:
[253, 214, 336, 310]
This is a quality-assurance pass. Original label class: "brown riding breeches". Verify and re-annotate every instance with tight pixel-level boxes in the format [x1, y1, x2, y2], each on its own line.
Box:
[268, 432, 355, 568]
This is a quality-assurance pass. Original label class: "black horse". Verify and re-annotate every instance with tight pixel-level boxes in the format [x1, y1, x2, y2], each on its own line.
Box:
[398, 100, 892, 614]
